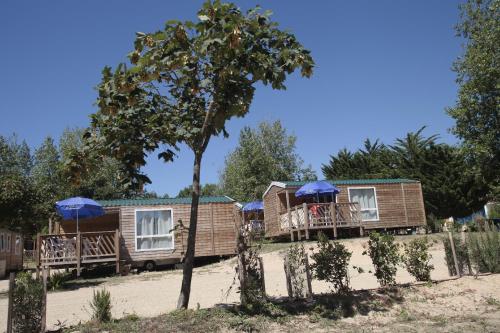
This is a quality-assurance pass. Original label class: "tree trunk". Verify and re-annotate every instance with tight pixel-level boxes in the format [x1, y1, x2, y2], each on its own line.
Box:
[177, 150, 203, 309]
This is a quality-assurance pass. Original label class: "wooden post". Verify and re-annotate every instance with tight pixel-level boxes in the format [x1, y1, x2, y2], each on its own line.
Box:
[237, 253, 247, 305]
[48, 217, 53, 235]
[7, 272, 15, 333]
[283, 255, 293, 298]
[35, 233, 41, 271]
[448, 231, 461, 277]
[330, 202, 337, 239]
[461, 229, 472, 275]
[41, 268, 47, 333]
[115, 229, 120, 274]
[258, 257, 266, 294]
[304, 255, 313, 301]
[76, 231, 81, 277]
[295, 206, 301, 241]
[303, 203, 310, 240]
[286, 190, 293, 241]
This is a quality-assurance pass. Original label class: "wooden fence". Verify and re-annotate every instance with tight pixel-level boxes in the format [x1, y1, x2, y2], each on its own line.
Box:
[280, 202, 363, 240]
[36, 230, 120, 276]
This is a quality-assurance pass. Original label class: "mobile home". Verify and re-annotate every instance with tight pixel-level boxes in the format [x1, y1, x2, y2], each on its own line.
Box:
[39, 196, 239, 273]
[263, 179, 426, 240]
[0, 229, 23, 278]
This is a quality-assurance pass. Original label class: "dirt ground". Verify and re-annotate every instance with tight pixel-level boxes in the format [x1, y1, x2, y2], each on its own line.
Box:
[0, 235, 498, 332]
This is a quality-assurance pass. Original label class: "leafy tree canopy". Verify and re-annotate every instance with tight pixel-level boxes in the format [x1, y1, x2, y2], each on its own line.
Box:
[220, 120, 317, 202]
[177, 183, 221, 197]
[0, 130, 136, 234]
[447, 0, 500, 199]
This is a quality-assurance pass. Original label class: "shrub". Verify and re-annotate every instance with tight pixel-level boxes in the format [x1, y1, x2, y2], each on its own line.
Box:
[442, 232, 470, 276]
[311, 232, 352, 293]
[89, 288, 112, 322]
[467, 223, 500, 273]
[48, 271, 70, 291]
[363, 232, 400, 286]
[284, 243, 308, 298]
[403, 237, 434, 281]
[12, 272, 44, 333]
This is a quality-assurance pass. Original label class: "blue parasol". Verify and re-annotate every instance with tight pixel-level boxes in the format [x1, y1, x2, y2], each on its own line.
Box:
[55, 197, 105, 233]
[295, 180, 340, 200]
[242, 201, 264, 212]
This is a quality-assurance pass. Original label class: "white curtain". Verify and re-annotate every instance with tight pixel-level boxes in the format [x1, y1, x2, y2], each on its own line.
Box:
[350, 188, 378, 220]
[136, 210, 173, 250]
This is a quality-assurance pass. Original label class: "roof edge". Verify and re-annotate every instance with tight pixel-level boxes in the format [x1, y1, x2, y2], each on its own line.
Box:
[262, 181, 287, 198]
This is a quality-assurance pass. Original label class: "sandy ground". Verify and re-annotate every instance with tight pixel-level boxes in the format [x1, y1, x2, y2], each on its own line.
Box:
[0, 236, 496, 331]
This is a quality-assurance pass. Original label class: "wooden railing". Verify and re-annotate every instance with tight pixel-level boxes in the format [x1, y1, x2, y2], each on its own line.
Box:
[36, 230, 120, 276]
[280, 202, 362, 230]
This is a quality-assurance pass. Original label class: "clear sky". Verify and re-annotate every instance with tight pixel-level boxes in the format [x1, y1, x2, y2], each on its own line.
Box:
[0, 0, 463, 197]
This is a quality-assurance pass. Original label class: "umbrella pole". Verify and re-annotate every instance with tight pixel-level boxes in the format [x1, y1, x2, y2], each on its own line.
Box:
[76, 209, 79, 234]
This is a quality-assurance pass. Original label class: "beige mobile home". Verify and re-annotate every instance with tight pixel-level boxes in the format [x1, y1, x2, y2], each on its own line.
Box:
[38, 196, 239, 274]
[263, 179, 426, 240]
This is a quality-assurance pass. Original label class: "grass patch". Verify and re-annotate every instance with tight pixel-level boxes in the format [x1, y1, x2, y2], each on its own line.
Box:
[484, 296, 500, 308]
[66, 288, 405, 332]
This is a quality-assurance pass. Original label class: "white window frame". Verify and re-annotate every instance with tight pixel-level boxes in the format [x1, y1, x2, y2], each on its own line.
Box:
[348, 187, 380, 221]
[6, 234, 11, 253]
[15, 236, 21, 255]
[134, 208, 174, 252]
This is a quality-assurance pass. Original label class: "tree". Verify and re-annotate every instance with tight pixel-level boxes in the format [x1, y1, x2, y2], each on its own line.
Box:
[31, 137, 64, 229]
[60, 128, 137, 200]
[447, 0, 500, 199]
[0, 135, 36, 233]
[177, 183, 221, 197]
[220, 120, 317, 202]
[83, 0, 314, 308]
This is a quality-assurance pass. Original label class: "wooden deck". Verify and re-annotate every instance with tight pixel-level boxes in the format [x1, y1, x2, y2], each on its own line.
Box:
[280, 202, 363, 240]
[36, 230, 120, 276]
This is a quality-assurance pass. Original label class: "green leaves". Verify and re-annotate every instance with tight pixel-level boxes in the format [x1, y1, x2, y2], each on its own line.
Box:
[86, 0, 314, 191]
[447, 0, 500, 200]
[220, 120, 317, 202]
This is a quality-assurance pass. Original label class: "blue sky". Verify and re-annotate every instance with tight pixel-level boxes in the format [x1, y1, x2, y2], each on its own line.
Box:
[0, 0, 463, 197]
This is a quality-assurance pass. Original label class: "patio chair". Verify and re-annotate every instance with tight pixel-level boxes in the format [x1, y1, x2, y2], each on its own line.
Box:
[47, 237, 65, 261]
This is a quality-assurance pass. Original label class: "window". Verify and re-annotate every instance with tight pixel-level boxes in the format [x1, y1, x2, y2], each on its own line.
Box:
[15, 236, 21, 255]
[6, 234, 11, 253]
[348, 187, 379, 221]
[135, 209, 174, 251]
[0, 233, 4, 252]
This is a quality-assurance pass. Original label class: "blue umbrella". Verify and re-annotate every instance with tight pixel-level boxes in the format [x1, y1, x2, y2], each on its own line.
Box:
[243, 201, 264, 212]
[295, 180, 340, 200]
[55, 197, 105, 233]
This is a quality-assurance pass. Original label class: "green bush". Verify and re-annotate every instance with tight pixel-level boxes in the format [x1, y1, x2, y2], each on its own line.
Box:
[363, 232, 400, 286]
[467, 224, 500, 273]
[442, 233, 470, 276]
[89, 288, 112, 322]
[403, 237, 434, 281]
[311, 232, 352, 293]
[12, 272, 44, 333]
[48, 271, 70, 291]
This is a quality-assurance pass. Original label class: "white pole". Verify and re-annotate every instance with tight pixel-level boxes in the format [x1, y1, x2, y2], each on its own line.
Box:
[76, 209, 79, 233]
